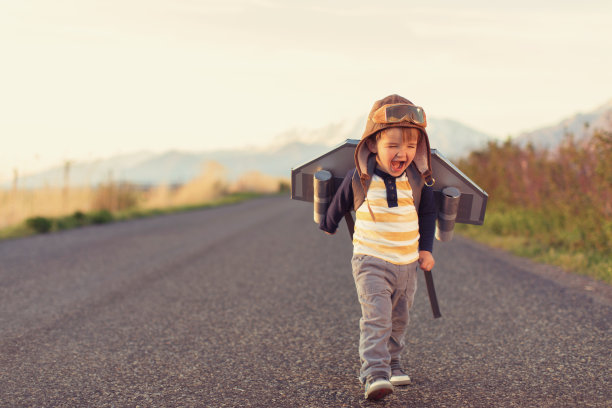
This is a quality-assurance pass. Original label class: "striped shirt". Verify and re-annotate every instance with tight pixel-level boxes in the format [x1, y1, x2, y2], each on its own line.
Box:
[353, 172, 420, 264]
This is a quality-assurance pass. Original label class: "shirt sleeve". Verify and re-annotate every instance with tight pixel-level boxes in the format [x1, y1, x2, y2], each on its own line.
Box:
[418, 184, 436, 252]
[319, 169, 354, 234]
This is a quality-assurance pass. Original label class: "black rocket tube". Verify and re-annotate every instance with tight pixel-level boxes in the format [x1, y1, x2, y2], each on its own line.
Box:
[313, 170, 332, 224]
[436, 187, 461, 242]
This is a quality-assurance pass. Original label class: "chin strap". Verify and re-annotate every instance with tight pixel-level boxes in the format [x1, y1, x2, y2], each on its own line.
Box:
[366, 198, 376, 222]
[422, 170, 435, 187]
[360, 175, 377, 222]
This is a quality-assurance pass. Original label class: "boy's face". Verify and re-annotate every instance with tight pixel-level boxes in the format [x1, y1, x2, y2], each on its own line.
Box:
[366, 127, 417, 177]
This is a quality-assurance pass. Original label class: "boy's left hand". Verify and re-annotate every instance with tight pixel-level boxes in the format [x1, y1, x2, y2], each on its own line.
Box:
[418, 250, 435, 271]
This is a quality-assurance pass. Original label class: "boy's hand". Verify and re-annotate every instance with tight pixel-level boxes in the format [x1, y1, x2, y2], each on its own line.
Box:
[418, 250, 435, 271]
[324, 231, 335, 235]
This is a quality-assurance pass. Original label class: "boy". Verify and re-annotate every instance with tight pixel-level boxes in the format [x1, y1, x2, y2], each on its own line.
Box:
[319, 94, 436, 401]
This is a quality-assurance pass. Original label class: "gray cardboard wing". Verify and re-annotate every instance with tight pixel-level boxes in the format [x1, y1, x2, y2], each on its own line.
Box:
[291, 139, 487, 225]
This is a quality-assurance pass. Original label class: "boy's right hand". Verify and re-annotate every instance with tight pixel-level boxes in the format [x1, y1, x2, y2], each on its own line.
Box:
[418, 250, 435, 271]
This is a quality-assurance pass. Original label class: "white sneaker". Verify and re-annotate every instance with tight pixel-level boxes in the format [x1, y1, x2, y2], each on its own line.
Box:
[364, 378, 393, 400]
[390, 368, 411, 386]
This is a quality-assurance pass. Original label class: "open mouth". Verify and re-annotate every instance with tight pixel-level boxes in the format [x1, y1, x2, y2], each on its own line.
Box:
[391, 160, 405, 172]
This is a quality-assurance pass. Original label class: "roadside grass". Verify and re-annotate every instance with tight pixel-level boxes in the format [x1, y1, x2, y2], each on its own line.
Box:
[0, 192, 268, 240]
[456, 205, 612, 284]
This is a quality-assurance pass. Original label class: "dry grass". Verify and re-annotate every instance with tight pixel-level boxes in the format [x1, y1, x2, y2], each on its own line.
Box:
[229, 170, 284, 194]
[142, 162, 229, 210]
[0, 161, 287, 230]
[0, 186, 95, 229]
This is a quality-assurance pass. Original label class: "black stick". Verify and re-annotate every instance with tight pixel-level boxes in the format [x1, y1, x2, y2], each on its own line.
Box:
[423, 269, 441, 318]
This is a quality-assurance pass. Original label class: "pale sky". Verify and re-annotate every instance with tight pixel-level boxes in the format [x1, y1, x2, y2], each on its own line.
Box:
[1, 0, 611, 182]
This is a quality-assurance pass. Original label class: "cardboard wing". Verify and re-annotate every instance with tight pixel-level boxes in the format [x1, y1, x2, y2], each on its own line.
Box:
[291, 139, 488, 225]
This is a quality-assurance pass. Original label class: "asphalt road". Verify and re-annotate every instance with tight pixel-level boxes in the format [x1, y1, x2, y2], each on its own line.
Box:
[0, 196, 610, 407]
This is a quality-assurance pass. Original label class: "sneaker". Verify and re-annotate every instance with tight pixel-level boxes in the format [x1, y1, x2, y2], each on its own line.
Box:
[390, 367, 411, 386]
[364, 377, 393, 400]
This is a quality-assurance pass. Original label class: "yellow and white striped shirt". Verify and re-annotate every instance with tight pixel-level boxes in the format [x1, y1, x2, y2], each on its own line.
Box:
[353, 173, 420, 265]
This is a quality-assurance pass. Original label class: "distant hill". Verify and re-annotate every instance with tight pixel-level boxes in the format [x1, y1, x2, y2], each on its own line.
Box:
[8, 115, 494, 189]
[427, 118, 492, 159]
[15, 99, 612, 189]
[273, 116, 493, 160]
[514, 99, 612, 149]
[7, 143, 335, 189]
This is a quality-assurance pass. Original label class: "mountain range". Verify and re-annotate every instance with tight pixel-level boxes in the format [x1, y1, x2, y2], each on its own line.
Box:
[515, 99, 612, 149]
[7, 99, 611, 189]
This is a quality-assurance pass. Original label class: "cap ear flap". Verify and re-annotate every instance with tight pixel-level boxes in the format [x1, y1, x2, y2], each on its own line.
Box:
[413, 129, 432, 179]
[413, 144, 427, 173]
[354, 137, 374, 178]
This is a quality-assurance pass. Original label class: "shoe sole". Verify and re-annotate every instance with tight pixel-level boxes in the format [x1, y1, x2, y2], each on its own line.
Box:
[366, 384, 393, 400]
[390, 376, 411, 386]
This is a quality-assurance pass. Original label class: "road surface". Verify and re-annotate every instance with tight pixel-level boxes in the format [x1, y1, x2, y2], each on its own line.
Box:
[0, 196, 610, 407]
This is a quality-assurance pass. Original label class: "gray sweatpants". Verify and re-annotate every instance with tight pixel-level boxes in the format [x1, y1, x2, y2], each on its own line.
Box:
[351, 254, 418, 384]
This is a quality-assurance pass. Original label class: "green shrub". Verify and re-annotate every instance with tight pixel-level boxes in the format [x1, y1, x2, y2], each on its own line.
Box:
[26, 216, 52, 233]
[55, 210, 90, 230]
[89, 210, 114, 224]
[278, 180, 291, 193]
[456, 130, 612, 283]
[56, 216, 77, 230]
[73, 211, 86, 222]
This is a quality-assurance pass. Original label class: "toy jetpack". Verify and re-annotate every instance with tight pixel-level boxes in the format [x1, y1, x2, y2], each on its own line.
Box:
[291, 139, 488, 318]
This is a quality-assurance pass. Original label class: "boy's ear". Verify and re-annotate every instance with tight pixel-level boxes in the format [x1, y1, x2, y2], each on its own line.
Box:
[365, 137, 378, 153]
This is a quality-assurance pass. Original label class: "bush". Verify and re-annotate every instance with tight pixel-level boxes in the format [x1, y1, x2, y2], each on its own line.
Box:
[54, 210, 91, 230]
[73, 211, 86, 222]
[456, 129, 612, 283]
[89, 210, 114, 224]
[26, 216, 52, 233]
[278, 180, 291, 193]
[55, 216, 77, 230]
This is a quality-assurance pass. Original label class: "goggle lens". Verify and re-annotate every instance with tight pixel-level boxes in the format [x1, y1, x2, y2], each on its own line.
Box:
[386, 105, 424, 123]
[372, 104, 426, 126]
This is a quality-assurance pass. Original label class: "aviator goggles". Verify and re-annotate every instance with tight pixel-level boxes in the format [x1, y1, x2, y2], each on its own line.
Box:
[371, 103, 427, 127]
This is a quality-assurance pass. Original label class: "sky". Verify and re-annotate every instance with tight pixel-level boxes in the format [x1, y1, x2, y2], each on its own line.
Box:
[1, 0, 611, 182]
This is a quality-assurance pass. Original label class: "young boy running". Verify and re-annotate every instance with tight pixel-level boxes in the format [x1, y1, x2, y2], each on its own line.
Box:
[320, 94, 436, 400]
